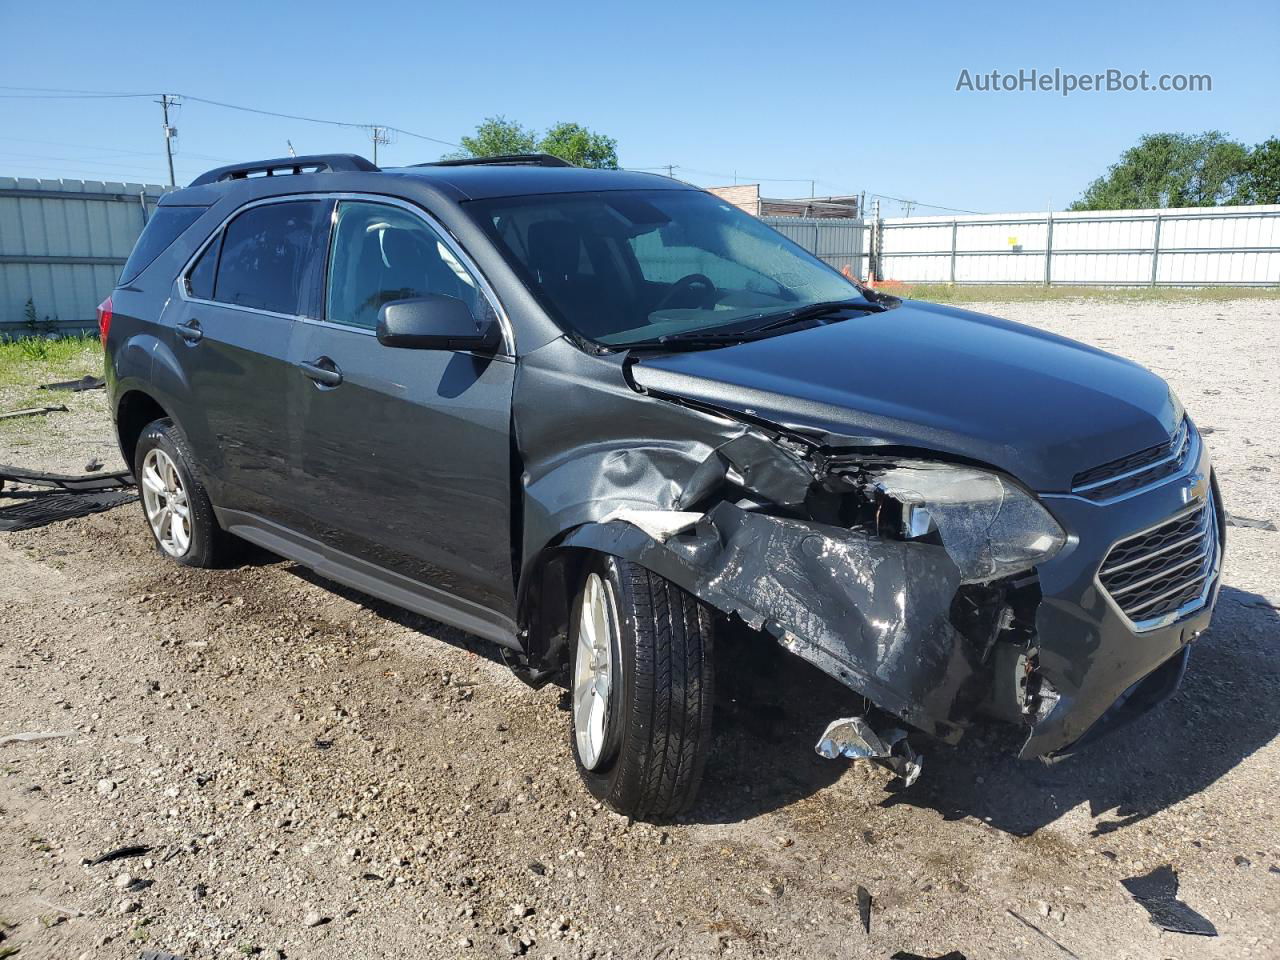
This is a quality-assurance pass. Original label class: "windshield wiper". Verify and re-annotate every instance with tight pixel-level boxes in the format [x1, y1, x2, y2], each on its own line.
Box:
[735, 297, 886, 333]
[617, 298, 886, 352]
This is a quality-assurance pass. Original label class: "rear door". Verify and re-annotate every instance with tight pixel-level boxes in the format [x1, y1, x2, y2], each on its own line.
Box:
[289, 197, 517, 617]
[166, 197, 329, 523]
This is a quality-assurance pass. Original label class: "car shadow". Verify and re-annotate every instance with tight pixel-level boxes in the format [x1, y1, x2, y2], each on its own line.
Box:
[282, 562, 510, 669]
[272, 557, 1279, 834]
[879, 585, 1280, 836]
[684, 619, 860, 823]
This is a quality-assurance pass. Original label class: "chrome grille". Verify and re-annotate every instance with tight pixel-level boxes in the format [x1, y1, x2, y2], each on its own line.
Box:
[1072, 418, 1192, 502]
[1098, 497, 1218, 628]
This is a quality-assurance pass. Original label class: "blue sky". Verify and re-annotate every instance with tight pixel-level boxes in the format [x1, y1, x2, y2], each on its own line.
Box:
[2, 0, 1276, 214]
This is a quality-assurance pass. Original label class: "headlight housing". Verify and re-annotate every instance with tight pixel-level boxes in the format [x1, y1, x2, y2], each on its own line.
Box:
[871, 462, 1066, 583]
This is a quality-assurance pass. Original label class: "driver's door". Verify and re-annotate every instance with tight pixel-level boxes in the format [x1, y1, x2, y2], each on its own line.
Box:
[289, 198, 517, 619]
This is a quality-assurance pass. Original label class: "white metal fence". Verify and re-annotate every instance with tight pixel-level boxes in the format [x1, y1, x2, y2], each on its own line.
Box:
[875, 204, 1280, 287]
[762, 215, 868, 277]
[0, 177, 169, 337]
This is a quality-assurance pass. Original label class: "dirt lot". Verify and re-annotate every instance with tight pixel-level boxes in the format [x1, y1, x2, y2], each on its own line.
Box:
[1, 297, 1278, 960]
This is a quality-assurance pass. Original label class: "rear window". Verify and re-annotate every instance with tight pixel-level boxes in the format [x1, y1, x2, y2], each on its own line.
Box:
[119, 206, 205, 284]
[212, 200, 323, 315]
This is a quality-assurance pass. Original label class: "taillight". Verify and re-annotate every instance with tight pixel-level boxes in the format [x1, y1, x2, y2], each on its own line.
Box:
[97, 296, 113, 346]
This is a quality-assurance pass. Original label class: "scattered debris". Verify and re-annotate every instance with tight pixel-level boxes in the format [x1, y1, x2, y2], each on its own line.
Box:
[815, 716, 922, 786]
[0, 463, 133, 493]
[856, 885, 872, 935]
[302, 911, 328, 928]
[0, 490, 137, 532]
[140, 951, 188, 960]
[32, 898, 83, 919]
[1225, 513, 1277, 531]
[88, 844, 151, 866]
[0, 730, 74, 747]
[1121, 865, 1217, 936]
[0, 404, 67, 421]
[84, 458, 103, 472]
[39, 374, 105, 392]
[892, 953, 969, 960]
[1005, 909, 1081, 959]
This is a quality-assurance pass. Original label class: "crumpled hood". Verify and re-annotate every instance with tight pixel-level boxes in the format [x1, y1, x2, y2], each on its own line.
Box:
[629, 300, 1180, 492]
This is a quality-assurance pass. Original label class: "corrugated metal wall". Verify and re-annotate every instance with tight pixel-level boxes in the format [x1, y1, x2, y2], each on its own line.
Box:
[0, 177, 170, 337]
[762, 215, 869, 278]
[877, 204, 1280, 286]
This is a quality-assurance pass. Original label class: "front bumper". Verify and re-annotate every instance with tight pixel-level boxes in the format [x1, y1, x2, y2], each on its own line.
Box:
[1019, 436, 1222, 759]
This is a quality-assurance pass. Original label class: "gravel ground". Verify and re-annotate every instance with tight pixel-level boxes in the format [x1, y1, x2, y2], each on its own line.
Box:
[1, 298, 1277, 960]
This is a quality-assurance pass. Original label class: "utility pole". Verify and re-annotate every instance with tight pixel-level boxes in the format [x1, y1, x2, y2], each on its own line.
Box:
[665, 164, 674, 179]
[156, 94, 177, 187]
[370, 126, 391, 165]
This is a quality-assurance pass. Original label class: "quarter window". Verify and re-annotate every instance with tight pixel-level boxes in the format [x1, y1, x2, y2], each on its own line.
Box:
[326, 200, 490, 331]
[212, 200, 323, 315]
[186, 234, 219, 300]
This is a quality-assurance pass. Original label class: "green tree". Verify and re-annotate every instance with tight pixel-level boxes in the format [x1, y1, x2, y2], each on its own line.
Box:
[538, 122, 619, 169]
[1234, 137, 1280, 204]
[1069, 131, 1249, 210]
[444, 116, 538, 161]
[445, 117, 619, 168]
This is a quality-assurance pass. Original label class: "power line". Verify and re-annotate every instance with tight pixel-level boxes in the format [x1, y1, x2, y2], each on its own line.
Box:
[3, 86, 982, 210]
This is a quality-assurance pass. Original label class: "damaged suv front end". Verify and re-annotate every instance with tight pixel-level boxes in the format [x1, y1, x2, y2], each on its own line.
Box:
[472, 183, 1223, 787]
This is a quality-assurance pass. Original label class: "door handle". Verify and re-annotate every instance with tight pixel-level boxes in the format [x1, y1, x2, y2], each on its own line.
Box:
[297, 357, 343, 387]
[177, 318, 203, 344]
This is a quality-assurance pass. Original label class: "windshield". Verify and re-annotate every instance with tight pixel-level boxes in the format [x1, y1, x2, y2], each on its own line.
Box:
[465, 189, 868, 346]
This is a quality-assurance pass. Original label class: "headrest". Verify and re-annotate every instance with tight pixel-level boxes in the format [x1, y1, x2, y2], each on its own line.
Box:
[527, 219, 584, 280]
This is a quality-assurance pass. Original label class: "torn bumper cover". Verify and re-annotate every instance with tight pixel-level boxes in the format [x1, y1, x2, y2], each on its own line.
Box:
[566, 503, 985, 743]
[564, 457, 1222, 761]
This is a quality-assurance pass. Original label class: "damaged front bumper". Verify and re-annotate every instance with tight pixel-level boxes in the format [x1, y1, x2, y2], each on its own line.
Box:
[564, 441, 1222, 767]
[1021, 458, 1223, 759]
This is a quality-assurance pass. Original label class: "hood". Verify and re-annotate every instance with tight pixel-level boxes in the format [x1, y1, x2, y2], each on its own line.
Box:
[628, 301, 1180, 492]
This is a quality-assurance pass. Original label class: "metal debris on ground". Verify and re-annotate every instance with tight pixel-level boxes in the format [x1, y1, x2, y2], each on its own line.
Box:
[0, 403, 67, 420]
[816, 716, 923, 786]
[88, 844, 151, 866]
[84, 458, 104, 472]
[1225, 513, 1278, 531]
[1121, 864, 1217, 936]
[1005, 909, 1082, 959]
[891, 952, 969, 960]
[0, 463, 133, 492]
[39, 374, 105, 392]
[856, 885, 873, 934]
[0, 730, 75, 747]
[0, 490, 137, 532]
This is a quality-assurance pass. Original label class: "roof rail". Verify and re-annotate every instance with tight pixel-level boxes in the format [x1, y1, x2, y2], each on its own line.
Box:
[417, 153, 573, 169]
[189, 153, 379, 187]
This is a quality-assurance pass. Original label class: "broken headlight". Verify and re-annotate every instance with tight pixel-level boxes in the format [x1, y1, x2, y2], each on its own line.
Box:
[871, 462, 1066, 583]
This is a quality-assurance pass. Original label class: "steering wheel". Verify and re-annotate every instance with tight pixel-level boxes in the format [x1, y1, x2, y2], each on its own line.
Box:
[652, 273, 717, 313]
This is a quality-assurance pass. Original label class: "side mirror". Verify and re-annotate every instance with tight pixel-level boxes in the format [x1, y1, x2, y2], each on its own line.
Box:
[375, 295, 502, 352]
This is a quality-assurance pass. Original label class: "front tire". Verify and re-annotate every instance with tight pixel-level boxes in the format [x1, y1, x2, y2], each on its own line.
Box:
[570, 554, 715, 819]
[134, 418, 235, 568]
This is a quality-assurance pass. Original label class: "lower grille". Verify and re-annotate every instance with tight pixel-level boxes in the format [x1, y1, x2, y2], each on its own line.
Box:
[1098, 498, 1217, 627]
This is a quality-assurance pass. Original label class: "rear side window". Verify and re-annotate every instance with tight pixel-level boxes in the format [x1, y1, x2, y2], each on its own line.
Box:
[119, 206, 204, 284]
[213, 201, 323, 315]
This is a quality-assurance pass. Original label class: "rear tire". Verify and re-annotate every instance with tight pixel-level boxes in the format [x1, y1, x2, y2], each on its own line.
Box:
[569, 554, 715, 819]
[134, 418, 236, 568]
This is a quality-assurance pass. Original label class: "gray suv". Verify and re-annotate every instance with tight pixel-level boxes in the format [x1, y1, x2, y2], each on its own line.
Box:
[102, 153, 1223, 818]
